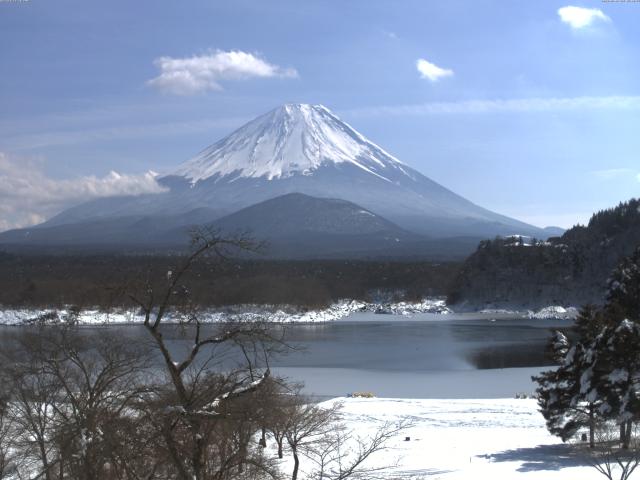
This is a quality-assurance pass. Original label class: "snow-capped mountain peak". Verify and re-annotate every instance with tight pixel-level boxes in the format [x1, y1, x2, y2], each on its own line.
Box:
[22, 102, 548, 244]
[172, 103, 409, 183]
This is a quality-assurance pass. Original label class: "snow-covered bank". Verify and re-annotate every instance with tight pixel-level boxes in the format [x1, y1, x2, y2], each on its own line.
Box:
[278, 397, 599, 479]
[480, 305, 579, 320]
[0, 300, 581, 326]
[0, 298, 451, 326]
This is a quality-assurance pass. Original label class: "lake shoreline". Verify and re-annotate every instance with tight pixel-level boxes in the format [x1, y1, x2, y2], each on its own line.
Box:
[0, 298, 579, 326]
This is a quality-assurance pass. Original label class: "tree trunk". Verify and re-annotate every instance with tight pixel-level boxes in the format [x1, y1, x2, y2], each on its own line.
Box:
[621, 422, 627, 447]
[624, 420, 633, 449]
[37, 438, 51, 480]
[238, 438, 247, 474]
[277, 439, 283, 459]
[589, 406, 595, 448]
[192, 427, 204, 480]
[291, 448, 299, 480]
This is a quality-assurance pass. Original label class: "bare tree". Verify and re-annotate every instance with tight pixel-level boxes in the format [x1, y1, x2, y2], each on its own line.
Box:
[1, 325, 157, 480]
[304, 417, 408, 480]
[264, 384, 408, 480]
[284, 400, 338, 480]
[580, 422, 640, 480]
[0, 381, 17, 479]
[0, 227, 401, 480]
[126, 227, 286, 480]
[4, 336, 62, 480]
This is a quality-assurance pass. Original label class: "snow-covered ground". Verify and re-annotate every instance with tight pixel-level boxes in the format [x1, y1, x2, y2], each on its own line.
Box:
[480, 305, 579, 320]
[0, 298, 451, 325]
[0, 299, 581, 326]
[275, 397, 601, 479]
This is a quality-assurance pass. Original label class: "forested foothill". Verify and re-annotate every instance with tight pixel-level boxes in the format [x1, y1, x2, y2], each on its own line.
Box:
[0, 252, 460, 310]
[448, 198, 640, 309]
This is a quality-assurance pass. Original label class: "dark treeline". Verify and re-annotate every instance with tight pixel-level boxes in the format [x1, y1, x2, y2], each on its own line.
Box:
[449, 198, 640, 308]
[0, 252, 460, 309]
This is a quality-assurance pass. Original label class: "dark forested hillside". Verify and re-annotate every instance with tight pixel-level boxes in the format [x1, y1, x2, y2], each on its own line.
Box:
[448, 198, 640, 309]
[0, 253, 460, 309]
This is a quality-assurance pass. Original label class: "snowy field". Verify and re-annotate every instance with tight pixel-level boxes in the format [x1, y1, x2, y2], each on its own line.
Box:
[281, 397, 602, 480]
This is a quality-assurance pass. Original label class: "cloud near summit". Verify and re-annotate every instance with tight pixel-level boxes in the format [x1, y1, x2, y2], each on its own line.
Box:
[148, 50, 298, 95]
[0, 153, 167, 231]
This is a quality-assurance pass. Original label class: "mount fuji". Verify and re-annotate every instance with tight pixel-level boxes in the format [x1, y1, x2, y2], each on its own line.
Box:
[0, 104, 552, 257]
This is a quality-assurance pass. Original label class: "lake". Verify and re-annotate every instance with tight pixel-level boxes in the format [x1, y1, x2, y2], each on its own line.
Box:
[0, 311, 570, 399]
[268, 312, 569, 399]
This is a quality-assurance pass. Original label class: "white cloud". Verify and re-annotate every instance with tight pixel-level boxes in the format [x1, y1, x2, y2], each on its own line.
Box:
[558, 6, 611, 30]
[148, 50, 298, 95]
[344, 96, 640, 118]
[0, 152, 167, 231]
[416, 58, 453, 82]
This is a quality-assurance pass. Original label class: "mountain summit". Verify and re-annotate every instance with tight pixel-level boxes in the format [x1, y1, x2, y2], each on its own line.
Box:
[0, 103, 552, 256]
[173, 103, 412, 184]
[159, 103, 541, 238]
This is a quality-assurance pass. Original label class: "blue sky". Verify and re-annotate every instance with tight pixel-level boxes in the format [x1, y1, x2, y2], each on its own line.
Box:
[1, 0, 639, 230]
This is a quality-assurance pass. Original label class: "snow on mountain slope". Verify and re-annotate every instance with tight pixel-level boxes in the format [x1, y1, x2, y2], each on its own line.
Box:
[26, 103, 548, 243]
[162, 103, 543, 237]
[173, 103, 413, 183]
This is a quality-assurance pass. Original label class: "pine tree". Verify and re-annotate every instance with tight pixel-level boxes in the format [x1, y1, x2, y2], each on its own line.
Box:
[533, 332, 600, 447]
[574, 304, 607, 343]
[586, 320, 640, 448]
[607, 246, 640, 322]
[535, 248, 640, 448]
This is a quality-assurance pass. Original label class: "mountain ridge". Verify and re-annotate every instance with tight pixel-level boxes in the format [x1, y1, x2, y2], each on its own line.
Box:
[0, 193, 479, 259]
[3, 103, 554, 254]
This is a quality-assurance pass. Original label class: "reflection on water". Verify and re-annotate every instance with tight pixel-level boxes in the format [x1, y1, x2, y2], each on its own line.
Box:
[0, 312, 570, 399]
[268, 313, 569, 398]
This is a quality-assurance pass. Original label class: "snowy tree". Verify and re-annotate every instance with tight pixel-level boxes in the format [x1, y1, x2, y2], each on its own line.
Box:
[536, 249, 640, 450]
[534, 303, 613, 447]
[584, 320, 640, 449]
[575, 304, 608, 343]
[606, 246, 640, 322]
[534, 334, 601, 447]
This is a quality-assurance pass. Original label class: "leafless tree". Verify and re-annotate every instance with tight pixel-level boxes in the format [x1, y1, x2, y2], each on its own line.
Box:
[0, 380, 17, 479]
[126, 227, 286, 480]
[1, 326, 156, 480]
[0, 227, 402, 480]
[304, 417, 408, 480]
[4, 335, 62, 480]
[263, 384, 408, 480]
[284, 399, 338, 480]
[580, 421, 640, 480]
